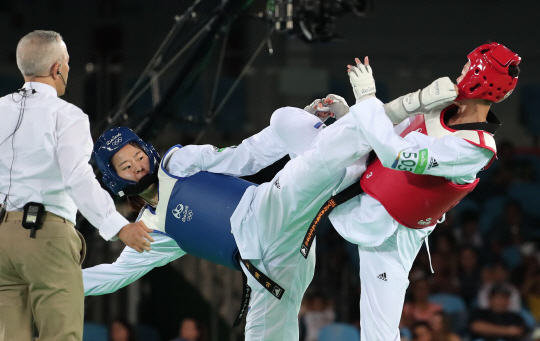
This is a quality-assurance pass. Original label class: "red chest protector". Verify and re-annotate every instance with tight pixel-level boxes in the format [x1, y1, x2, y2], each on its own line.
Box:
[359, 107, 498, 229]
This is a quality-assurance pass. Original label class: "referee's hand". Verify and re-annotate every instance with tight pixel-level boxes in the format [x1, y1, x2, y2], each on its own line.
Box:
[118, 221, 155, 253]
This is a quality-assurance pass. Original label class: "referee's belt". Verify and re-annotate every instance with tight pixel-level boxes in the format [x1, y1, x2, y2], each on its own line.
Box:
[2, 210, 71, 224]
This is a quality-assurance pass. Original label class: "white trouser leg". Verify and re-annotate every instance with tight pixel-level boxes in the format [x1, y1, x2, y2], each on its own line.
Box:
[242, 100, 382, 340]
[243, 247, 316, 341]
[255, 102, 375, 240]
[358, 225, 434, 340]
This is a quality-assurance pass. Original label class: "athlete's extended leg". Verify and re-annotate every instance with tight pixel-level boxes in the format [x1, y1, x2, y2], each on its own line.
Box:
[358, 225, 434, 340]
[235, 98, 381, 340]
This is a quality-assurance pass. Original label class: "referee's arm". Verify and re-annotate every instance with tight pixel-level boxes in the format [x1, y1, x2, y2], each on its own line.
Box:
[55, 107, 131, 240]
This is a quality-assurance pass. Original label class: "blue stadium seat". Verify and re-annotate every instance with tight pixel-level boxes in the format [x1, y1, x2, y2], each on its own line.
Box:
[515, 154, 540, 183]
[479, 195, 508, 234]
[520, 85, 540, 137]
[430, 293, 467, 314]
[135, 324, 162, 341]
[318, 323, 360, 341]
[429, 293, 468, 333]
[400, 326, 412, 340]
[502, 245, 522, 269]
[82, 322, 108, 341]
[508, 183, 540, 219]
[453, 197, 481, 215]
[519, 308, 536, 330]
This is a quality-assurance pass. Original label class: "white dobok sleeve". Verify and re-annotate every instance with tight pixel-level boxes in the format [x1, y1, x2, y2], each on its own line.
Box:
[167, 126, 288, 178]
[56, 107, 129, 241]
[83, 233, 185, 296]
[349, 102, 494, 183]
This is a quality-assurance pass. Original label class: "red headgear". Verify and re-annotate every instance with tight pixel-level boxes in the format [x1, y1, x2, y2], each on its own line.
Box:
[456, 42, 521, 103]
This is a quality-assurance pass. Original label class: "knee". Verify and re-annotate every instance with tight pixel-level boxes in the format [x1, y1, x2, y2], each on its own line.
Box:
[270, 107, 293, 134]
[270, 106, 321, 142]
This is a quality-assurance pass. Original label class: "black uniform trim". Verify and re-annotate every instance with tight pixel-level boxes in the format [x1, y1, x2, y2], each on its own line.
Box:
[444, 107, 501, 135]
[233, 253, 285, 327]
[300, 183, 364, 259]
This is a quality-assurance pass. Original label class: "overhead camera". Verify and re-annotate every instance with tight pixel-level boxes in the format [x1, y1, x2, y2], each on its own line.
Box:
[267, 0, 373, 42]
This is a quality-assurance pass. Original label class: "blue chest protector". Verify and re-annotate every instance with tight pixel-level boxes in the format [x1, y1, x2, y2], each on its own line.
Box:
[163, 171, 254, 271]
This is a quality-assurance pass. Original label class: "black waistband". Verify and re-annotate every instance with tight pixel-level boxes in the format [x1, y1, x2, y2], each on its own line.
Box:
[233, 183, 363, 327]
[232, 253, 285, 327]
[300, 183, 364, 259]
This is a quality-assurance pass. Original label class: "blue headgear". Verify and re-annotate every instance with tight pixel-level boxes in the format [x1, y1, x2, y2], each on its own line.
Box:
[93, 127, 161, 197]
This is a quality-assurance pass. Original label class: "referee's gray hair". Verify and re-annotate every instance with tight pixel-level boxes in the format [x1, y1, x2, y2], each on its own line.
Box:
[16, 30, 66, 77]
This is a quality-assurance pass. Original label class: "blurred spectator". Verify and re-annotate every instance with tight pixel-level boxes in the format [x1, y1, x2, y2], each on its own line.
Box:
[299, 292, 335, 341]
[469, 284, 528, 341]
[478, 262, 521, 312]
[521, 270, 540, 323]
[171, 318, 207, 341]
[457, 246, 482, 306]
[430, 312, 460, 341]
[453, 210, 483, 248]
[430, 253, 459, 294]
[492, 201, 537, 247]
[109, 319, 138, 341]
[412, 322, 434, 341]
[403, 279, 443, 328]
[532, 327, 540, 341]
[410, 252, 431, 282]
[471, 141, 515, 201]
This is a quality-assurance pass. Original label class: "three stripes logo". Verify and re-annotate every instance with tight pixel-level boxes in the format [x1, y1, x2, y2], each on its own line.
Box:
[377, 272, 387, 281]
[428, 157, 439, 170]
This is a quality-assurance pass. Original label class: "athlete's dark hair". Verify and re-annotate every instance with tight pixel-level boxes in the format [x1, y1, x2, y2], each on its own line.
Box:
[127, 195, 147, 212]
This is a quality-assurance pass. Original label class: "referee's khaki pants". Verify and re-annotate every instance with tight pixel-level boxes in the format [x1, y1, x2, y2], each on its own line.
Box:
[0, 211, 86, 341]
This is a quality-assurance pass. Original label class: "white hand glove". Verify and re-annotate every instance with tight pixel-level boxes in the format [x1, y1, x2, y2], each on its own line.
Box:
[304, 98, 332, 122]
[348, 61, 376, 102]
[324, 94, 349, 120]
[402, 77, 457, 112]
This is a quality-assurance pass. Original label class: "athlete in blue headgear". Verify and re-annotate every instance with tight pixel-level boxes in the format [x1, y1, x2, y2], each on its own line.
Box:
[82, 76, 457, 339]
[82, 91, 375, 339]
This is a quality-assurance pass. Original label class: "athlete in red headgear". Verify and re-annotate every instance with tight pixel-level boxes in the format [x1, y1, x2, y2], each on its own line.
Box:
[323, 42, 521, 340]
[456, 42, 521, 103]
[280, 42, 520, 340]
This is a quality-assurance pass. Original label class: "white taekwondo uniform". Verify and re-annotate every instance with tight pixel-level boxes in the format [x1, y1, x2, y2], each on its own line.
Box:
[84, 92, 496, 340]
[84, 99, 374, 341]
[328, 98, 496, 341]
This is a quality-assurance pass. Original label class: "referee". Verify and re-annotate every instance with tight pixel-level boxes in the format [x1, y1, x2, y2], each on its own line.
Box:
[0, 31, 154, 341]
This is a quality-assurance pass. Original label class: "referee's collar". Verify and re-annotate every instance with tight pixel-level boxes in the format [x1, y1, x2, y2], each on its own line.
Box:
[22, 82, 58, 97]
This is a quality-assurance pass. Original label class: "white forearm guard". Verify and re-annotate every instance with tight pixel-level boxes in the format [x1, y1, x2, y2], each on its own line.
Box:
[383, 77, 457, 124]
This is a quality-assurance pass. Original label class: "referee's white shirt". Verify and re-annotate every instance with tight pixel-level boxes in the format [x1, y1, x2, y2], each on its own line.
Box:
[0, 82, 129, 240]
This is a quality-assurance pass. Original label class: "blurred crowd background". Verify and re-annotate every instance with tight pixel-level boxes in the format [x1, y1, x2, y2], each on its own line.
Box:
[1, 0, 539, 340]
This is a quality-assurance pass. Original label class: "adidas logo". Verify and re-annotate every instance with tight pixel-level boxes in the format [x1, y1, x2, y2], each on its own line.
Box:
[274, 178, 281, 189]
[428, 157, 439, 170]
[377, 272, 387, 281]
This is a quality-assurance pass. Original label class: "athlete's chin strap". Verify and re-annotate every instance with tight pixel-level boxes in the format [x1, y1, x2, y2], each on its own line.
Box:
[118, 168, 159, 197]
